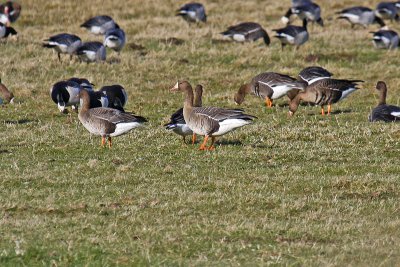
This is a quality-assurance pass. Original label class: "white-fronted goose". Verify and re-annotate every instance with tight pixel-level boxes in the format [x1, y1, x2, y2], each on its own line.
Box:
[292, 3, 324, 27]
[0, 21, 16, 38]
[0, 1, 21, 23]
[176, 2, 206, 23]
[78, 89, 147, 148]
[369, 81, 400, 122]
[80, 15, 118, 35]
[99, 85, 128, 112]
[171, 81, 256, 151]
[43, 33, 82, 62]
[165, 84, 203, 144]
[50, 80, 81, 113]
[298, 66, 333, 85]
[281, 0, 312, 24]
[375, 2, 399, 21]
[221, 22, 270, 45]
[76, 42, 106, 63]
[104, 28, 126, 54]
[371, 29, 399, 49]
[336, 6, 386, 28]
[0, 78, 14, 104]
[289, 79, 363, 116]
[235, 72, 306, 107]
[273, 19, 308, 49]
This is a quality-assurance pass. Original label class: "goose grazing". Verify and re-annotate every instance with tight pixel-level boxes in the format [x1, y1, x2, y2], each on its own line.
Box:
[369, 81, 400, 122]
[99, 85, 128, 112]
[291, 3, 324, 27]
[273, 19, 308, 50]
[281, 0, 313, 24]
[43, 33, 82, 62]
[0, 11, 9, 26]
[50, 80, 81, 113]
[375, 2, 399, 21]
[0, 21, 16, 38]
[80, 15, 118, 35]
[67, 77, 94, 91]
[171, 81, 256, 151]
[0, 78, 14, 104]
[234, 72, 306, 107]
[76, 42, 106, 63]
[371, 29, 399, 49]
[0, 1, 21, 23]
[104, 28, 126, 54]
[165, 84, 203, 144]
[78, 89, 147, 148]
[66, 77, 109, 109]
[176, 2, 206, 23]
[298, 66, 333, 85]
[336, 6, 386, 28]
[289, 79, 363, 116]
[221, 22, 270, 45]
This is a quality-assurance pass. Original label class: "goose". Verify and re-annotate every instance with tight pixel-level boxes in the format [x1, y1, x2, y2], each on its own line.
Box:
[50, 80, 81, 113]
[0, 1, 21, 23]
[0, 11, 9, 26]
[281, 0, 313, 24]
[76, 42, 106, 63]
[291, 3, 324, 27]
[371, 29, 399, 49]
[67, 77, 94, 91]
[0, 21, 16, 38]
[43, 33, 82, 62]
[375, 2, 399, 21]
[289, 78, 363, 116]
[221, 22, 270, 45]
[234, 72, 307, 107]
[273, 19, 308, 49]
[0, 78, 14, 104]
[176, 2, 206, 23]
[171, 81, 256, 151]
[369, 81, 400, 122]
[298, 66, 333, 85]
[165, 84, 203, 144]
[104, 28, 126, 54]
[80, 15, 118, 35]
[78, 89, 147, 148]
[99, 85, 128, 112]
[336, 6, 386, 28]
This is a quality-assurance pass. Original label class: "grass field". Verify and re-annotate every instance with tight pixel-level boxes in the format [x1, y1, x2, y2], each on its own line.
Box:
[1, 0, 400, 265]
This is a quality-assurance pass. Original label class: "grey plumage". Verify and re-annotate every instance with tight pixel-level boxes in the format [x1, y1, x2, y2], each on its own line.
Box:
[292, 3, 324, 26]
[298, 66, 333, 85]
[176, 2, 206, 23]
[50, 80, 81, 113]
[369, 81, 400, 122]
[273, 19, 309, 49]
[43, 33, 82, 61]
[336, 6, 386, 28]
[221, 22, 270, 45]
[76, 42, 106, 63]
[0, 21, 16, 38]
[375, 2, 399, 21]
[80, 15, 118, 35]
[371, 29, 399, 50]
[104, 28, 126, 53]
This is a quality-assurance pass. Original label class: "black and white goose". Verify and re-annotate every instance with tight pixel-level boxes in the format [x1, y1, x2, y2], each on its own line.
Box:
[0, 21, 16, 38]
[104, 28, 126, 54]
[221, 22, 270, 45]
[375, 2, 399, 21]
[298, 66, 333, 85]
[43, 33, 82, 62]
[281, 0, 313, 24]
[76, 42, 106, 63]
[67, 77, 94, 91]
[99, 85, 128, 112]
[369, 81, 400, 122]
[50, 80, 82, 113]
[176, 2, 207, 23]
[0, 1, 21, 23]
[80, 15, 118, 35]
[292, 3, 324, 27]
[66, 78, 109, 109]
[336, 6, 386, 28]
[371, 29, 399, 49]
[273, 19, 308, 49]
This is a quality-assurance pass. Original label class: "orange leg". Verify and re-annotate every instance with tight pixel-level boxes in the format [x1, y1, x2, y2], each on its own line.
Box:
[108, 137, 112, 148]
[208, 137, 216, 151]
[265, 97, 273, 107]
[321, 107, 325, 116]
[327, 104, 332, 115]
[192, 134, 196, 145]
[101, 136, 106, 147]
[199, 136, 209, 150]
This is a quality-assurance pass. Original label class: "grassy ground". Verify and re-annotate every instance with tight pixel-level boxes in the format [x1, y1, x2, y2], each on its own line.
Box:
[1, 0, 400, 265]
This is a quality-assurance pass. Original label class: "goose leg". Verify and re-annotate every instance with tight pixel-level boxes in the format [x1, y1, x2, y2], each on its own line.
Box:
[265, 97, 273, 107]
[199, 135, 209, 150]
[208, 137, 216, 151]
[58, 53, 61, 62]
[101, 136, 106, 147]
[192, 134, 196, 144]
[327, 104, 332, 115]
[182, 136, 187, 144]
[321, 106, 325, 116]
[108, 137, 112, 148]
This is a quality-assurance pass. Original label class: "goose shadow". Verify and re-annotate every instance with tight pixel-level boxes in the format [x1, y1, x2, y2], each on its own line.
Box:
[306, 109, 353, 116]
[4, 119, 37, 124]
[211, 39, 232, 44]
[0, 149, 11, 154]
[159, 37, 185, 46]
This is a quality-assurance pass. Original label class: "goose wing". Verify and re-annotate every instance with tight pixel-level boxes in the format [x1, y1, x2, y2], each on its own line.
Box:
[81, 15, 113, 27]
[89, 108, 147, 124]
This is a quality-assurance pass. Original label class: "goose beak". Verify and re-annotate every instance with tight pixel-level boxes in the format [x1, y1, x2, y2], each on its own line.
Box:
[170, 82, 179, 92]
[10, 97, 14, 104]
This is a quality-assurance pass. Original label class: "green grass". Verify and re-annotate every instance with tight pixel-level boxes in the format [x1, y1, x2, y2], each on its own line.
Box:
[1, 0, 400, 265]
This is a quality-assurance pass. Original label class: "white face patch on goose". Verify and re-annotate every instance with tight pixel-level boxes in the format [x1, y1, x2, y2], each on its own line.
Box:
[58, 102, 66, 112]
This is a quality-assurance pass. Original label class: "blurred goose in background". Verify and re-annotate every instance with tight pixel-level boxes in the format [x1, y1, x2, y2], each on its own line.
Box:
[50, 80, 82, 113]
[78, 89, 147, 148]
[221, 22, 270, 45]
[281, 0, 313, 24]
[0, 21, 16, 38]
[375, 2, 399, 21]
[165, 84, 203, 144]
[371, 29, 399, 49]
[171, 81, 256, 151]
[273, 19, 309, 49]
[80, 15, 118, 35]
[369, 81, 400, 122]
[336, 6, 386, 28]
[234, 72, 306, 107]
[43, 33, 82, 62]
[76, 42, 106, 63]
[176, 2, 206, 23]
[298, 66, 333, 85]
[67, 77, 94, 91]
[0, 11, 9, 26]
[0, 1, 21, 23]
[99, 85, 128, 112]
[0, 78, 14, 104]
[104, 28, 126, 54]
[291, 3, 324, 27]
[289, 79, 363, 116]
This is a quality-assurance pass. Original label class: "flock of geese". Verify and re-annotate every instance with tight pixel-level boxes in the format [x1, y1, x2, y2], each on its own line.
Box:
[1, 1, 400, 151]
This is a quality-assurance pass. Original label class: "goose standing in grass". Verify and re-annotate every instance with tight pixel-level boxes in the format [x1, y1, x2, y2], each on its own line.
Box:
[165, 84, 203, 144]
[375, 2, 399, 21]
[0, 78, 14, 104]
[0, 1, 21, 23]
[104, 28, 126, 54]
[273, 19, 308, 50]
[50, 80, 82, 113]
[176, 2, 206, 23]
[221, 22, 270, 45]
[291, 2, 324, 27]
[298, 66, 333, 85]
[234, 72, 306, 107]
[336, 6, 386, 28]
[289, 79, 363, 116]
[78, 89, 147, 148]
[371, 29, 399, 49]
[76, 42, 106, 63]
[0, 21, 16, 38]
[99, 85, 128, 112]
[43, 33, 82, 62]
[369, 81, 400, 122]
[171, 81, 256, 151]
[281, 0, 313, 24]
[80, 15, 118, 35]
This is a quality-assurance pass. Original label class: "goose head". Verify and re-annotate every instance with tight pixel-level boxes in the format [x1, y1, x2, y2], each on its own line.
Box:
[170, 80, 192, 92]
[234, 84, 251, 105]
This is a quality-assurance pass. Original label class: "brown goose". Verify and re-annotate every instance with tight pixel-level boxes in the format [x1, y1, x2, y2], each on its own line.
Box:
[369, 81, 400, 122]
[171, 81, 256, 151]
[0, 78, 14, 104]
[234, 72, 306, 107]
[78, 89, 147, 148]
[289, 78, 363, 116]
